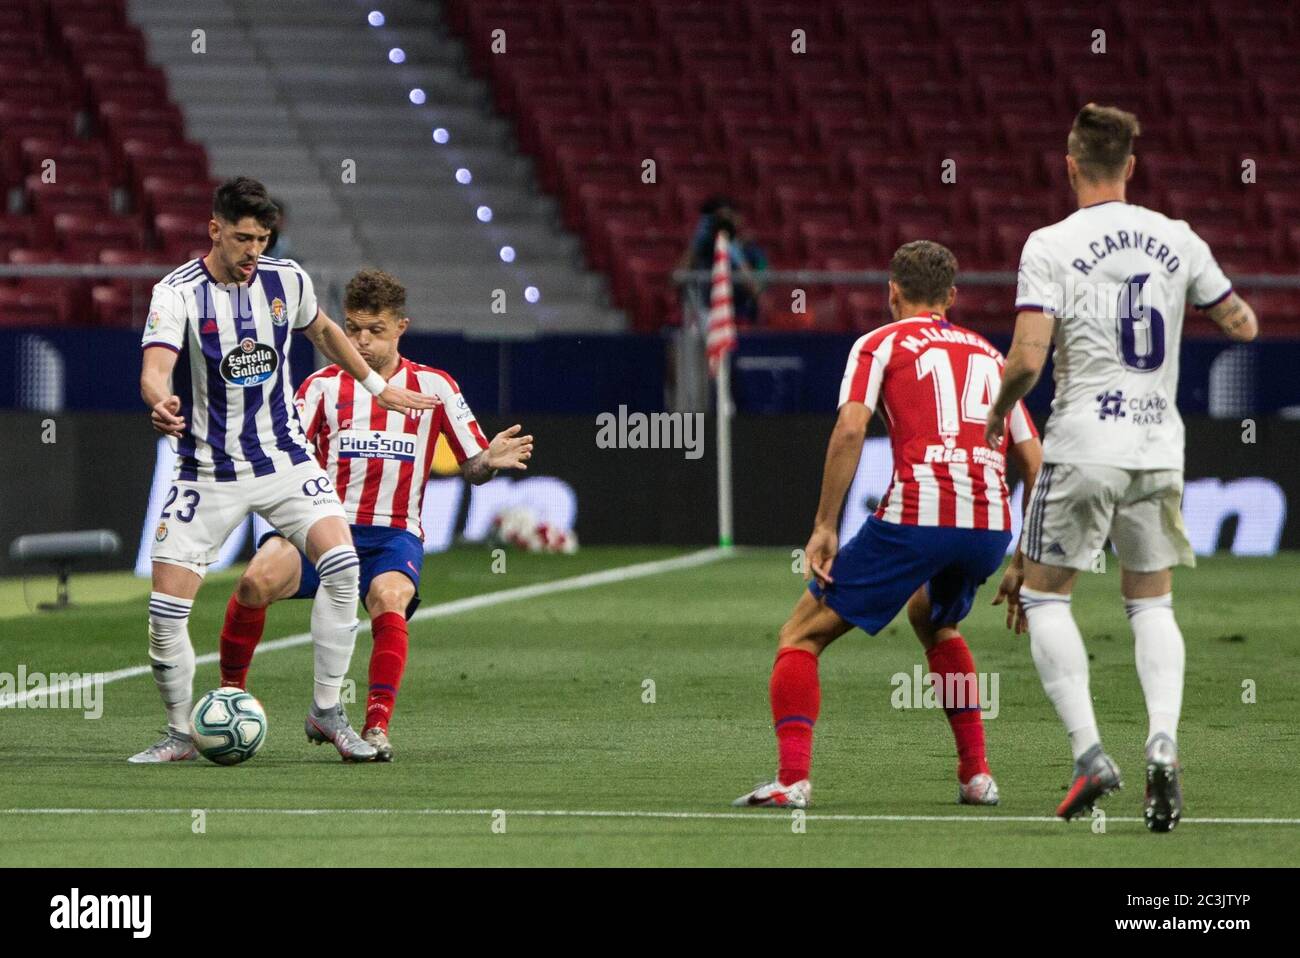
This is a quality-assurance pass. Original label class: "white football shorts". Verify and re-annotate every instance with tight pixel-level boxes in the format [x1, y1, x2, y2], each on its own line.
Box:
[150, 461, 347, 576]
[1021, 464, 1196, 573]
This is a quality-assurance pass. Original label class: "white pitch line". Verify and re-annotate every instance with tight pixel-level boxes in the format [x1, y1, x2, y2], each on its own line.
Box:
[2, 808, 1299, 826]
[1, 547, 731, 708]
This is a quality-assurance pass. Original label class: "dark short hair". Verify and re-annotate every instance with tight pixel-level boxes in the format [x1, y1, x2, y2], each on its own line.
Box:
[890, 240, 957, 306]
[345, 268, 407, 315]
[1068, 103, 1141, 182]
[212, 176, 279, 229]
[699, 194, 736, 216]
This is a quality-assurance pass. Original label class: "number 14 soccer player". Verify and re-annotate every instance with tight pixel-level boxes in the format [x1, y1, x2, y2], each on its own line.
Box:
[734, 240, 1043, 809]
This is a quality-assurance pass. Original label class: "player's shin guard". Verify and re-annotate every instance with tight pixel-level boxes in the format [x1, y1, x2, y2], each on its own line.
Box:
[925, 635, 989, 783]
[1126, 593, 1184, 745]
[147, 592, 196, 734]
[366, 611, 409, 732]
[1021, 587, 1100, 760]
[770, 646, 820, 786]
[309, 545, 360, 710]
[219, 596, 267, 689]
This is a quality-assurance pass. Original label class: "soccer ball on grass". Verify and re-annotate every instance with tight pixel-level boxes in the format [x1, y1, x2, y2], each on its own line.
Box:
[189, 687, 267, 765]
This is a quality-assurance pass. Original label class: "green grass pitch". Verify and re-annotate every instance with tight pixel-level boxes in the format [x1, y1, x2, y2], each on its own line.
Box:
[1, 547, 1297, 867]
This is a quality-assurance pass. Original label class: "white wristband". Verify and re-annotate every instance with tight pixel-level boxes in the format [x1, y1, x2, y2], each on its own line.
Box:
[360, 370, 387, 396]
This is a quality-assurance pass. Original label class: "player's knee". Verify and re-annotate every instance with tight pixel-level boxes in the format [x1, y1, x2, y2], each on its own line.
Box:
[147, 592, 192, 650]
[906, 594, 930, 634]
[236, 570, 275, 608]
[367, 583, 411, 616]
[777, 617, 825, 654]
[315, 545, 359, 593]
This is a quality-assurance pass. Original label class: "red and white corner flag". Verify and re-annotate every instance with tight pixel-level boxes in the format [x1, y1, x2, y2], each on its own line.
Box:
[706, 231, 736, 377]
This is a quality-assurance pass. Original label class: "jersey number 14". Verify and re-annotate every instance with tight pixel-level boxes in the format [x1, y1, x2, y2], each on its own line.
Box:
[915, 351, 1002, 432]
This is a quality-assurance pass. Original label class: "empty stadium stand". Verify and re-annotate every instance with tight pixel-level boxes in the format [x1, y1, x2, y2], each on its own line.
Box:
[0, 0, 214, 327]
[443, 0, 1300, 334]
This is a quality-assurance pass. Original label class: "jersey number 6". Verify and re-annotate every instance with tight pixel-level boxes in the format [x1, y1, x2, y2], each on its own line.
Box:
[1117, 273, 1166, 372]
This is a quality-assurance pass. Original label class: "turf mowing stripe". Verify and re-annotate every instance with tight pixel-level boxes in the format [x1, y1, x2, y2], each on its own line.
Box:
[2, 808, 1299, 826]
[0, 547, 731, 708]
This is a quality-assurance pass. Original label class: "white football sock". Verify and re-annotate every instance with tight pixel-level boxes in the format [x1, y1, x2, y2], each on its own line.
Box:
[310, 545, 360, 710]
[147, 592, 196, 735]
[1126, 593, 1183, 746]
[1021, 587, 1101, 760]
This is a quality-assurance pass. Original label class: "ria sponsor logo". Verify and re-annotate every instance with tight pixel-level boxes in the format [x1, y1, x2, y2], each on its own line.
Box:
[49, 889, 151, 938]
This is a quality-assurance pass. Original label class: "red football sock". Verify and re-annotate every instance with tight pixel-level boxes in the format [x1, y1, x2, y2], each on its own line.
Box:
[219, 596, 266, 689]
[925, 635, 989, 783]
[770, 646, 821, 786]
[366, 612, 409, 732]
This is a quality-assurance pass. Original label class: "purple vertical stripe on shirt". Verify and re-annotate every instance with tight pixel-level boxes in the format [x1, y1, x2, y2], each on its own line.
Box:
[226, 285, 276, 477]
[257, 268, 310, 466]
[197, 282, 237, 481]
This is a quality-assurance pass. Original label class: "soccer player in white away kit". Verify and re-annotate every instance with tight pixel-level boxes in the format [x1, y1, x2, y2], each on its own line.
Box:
[986, 105, 1259, 830]
[134, 177, 437, 763]
[216, 269, 534, 761]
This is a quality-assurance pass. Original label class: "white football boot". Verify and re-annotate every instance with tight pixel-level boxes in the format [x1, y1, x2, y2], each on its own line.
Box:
[128, 730, 198, 764]
[305, 703, 378, 762]
[363, 726, 394, 762]
[732, 778, 812, 809]
[958, 772, 1000, 806]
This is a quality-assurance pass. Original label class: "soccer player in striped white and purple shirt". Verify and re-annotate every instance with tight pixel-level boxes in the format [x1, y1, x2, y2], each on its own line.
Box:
[133, 177, 437, 764]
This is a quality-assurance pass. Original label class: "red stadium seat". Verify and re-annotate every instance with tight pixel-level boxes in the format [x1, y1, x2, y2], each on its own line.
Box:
[53, 212, 146, 259]
[0, 285, 72, 328]
[24, 175, 114, 217]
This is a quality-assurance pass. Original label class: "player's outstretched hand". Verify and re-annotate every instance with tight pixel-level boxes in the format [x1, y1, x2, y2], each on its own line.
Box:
[991, 562, 1027, 634]
[377, 384, 440, 414]
[486, 424, 534, 471]
[151, 395, 185, 437]
[984, 407, 1007, 449]
[803, 525, 838, 587]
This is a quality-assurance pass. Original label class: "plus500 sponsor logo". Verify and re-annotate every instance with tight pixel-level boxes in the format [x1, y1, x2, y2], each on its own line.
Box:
[336, 430, 418, 462]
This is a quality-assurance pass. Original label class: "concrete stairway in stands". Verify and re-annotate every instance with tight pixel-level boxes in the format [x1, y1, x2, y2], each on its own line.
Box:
[127, 0, 625, 333]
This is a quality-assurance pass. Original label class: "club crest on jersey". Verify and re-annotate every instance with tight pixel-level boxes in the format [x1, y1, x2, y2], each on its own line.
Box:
[270, 297, 287, 326]
[220, 337, 279, 387]
[155, 521, 168, 542]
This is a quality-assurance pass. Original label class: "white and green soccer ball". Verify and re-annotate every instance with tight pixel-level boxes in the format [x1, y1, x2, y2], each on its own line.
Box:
[190, 688, 267, 765]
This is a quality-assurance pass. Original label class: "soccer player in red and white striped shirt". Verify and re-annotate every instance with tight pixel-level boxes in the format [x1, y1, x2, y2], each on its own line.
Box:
[218, 269, 534, 760]
[734, 241, 1043, 809]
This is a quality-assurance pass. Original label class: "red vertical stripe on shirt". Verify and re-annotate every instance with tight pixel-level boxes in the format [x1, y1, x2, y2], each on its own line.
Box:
[334, 373, 355, 503]
[355, 391, 387, 526]
[387, 365, 421, 531]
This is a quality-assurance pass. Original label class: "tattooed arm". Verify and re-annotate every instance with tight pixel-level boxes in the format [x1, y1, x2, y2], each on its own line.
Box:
[1204, 292, 1258, 343]
[986, 310, 1054, 447]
